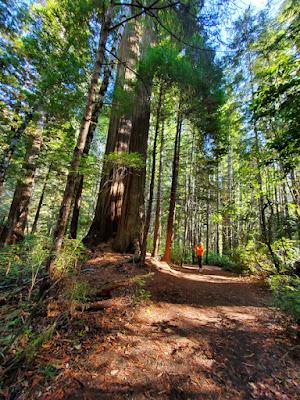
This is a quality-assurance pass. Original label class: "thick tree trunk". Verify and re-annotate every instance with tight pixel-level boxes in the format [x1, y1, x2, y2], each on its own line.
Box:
[69, 20, 128, 240]
[216, 161, 220, 254]
[162, 110, 183, 263]
[140, 83, 163, 264]
[31, 163, 52, 234]
[0, 117, 43, 245]
[113, 77, 152, 253]
[48, 1, 115, 272]
[151, 117, 165, 257]
[227, 145, 233, 252]
[83, 18, 140, 247]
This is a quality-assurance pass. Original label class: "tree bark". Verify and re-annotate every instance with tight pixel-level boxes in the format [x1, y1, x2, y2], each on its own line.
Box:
[113, 76, 152, 253]
[140, 83, 163, 264]
[83, 18, 140, 247]
[227, 144, 233, 252]
[216, 161, 220, 254]
[205, 188, 210, 265]
[31, 162, 52, 234]
[282, 181, 292, 239]
[69, 18, 128, 240]
[151, 116, 165, 257]
[48, 1, 115, 272]
[181, 132, 194, 265]
[254, 124, 279, 270]
[162, 109, 183, 263]
[0, 116, 43, 245]
[290, 169, 300, 242]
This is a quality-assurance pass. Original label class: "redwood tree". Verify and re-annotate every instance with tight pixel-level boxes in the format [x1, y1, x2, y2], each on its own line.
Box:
[0, 115, 44, 245]
[48, 0, 115, 272]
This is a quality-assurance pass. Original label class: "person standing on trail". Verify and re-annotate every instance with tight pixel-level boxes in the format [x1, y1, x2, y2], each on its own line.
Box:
[194, 242, 204, 271]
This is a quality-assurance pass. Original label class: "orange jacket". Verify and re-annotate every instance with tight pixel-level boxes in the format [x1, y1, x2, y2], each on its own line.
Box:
[194, 243, 204, 256]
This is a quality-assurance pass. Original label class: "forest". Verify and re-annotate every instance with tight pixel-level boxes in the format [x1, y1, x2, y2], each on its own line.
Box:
[0, 0, 299, 399]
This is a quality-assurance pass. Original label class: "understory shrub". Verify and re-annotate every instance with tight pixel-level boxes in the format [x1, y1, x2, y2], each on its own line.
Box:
[232, 238, 300, 276]
[0, 234, 51, 292]
[171, 243, 184, 264]
[206, 251, 241, 273]
[66, 280, 94, 303]
[272, 238, 300, 272]
[268, 275, 300, 324]
[232, 241, 274, 275]
[0, 234, 87, 297]
[55, 237, 87, 276]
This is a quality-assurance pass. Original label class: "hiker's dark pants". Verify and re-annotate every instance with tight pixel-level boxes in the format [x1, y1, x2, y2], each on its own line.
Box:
[197, 256, 203, 270]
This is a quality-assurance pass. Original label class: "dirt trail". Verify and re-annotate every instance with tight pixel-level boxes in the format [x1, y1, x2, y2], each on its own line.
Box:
[39, 256, 300, 400]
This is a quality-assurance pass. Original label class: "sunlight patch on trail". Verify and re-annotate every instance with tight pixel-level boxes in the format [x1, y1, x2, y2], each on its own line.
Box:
[135, 303, 268, 327]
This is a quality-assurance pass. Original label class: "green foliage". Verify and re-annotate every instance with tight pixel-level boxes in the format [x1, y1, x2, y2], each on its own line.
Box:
[133, 287, 151, 304]
[231, 239, 300, 276]
[39, 364, 59, 379]
[55, 237, 86, 275]
[24, 323, 56, 361]
[131, 275, 151, 304]
[141, 44, 194, 86]
[232, 241, 274, 275]
[269, 275, 300, 324]
[170, 243, 184, 264]
[133, 278, 151, 304]
[206, 251, 239, 272]
[66, 280, 93, 303]
[0, 234, 51, 289]
[103, 151, 145, 171]
[111, 85, 135, 115]
[272, 238, 300, 271]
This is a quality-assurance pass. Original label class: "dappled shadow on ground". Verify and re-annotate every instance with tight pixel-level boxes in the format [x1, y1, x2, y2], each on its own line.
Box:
[33, 257, 299, 400]
[146, 263, 270, 308]
[60, 312, 299, 400]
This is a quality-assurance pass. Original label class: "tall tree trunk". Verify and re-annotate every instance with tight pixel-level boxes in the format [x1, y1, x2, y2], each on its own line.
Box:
[248, 49, 279, 269]
[83, 18, 140, 247]
[216, 161, 220, 254]
[140, 83, 163, 264]
[227, 144, 233, 252]
[151, 117, 165, 257]
[68, 70, 108, 240]
[282, 181, 292, 239]
[162, 110, 183, 263]
[254, 124, 279, 270]
[48, 1, 115, 272]
[290, 169, 300, 242]
[31, 162, 52, 234]
[205, 188, 210, 265]
[223, 145, 232, 254]
[69, 20, 128, 240]
[181, 132, 194, 265]
[0, 116, 44, 245]
[113, 76, 153, 253]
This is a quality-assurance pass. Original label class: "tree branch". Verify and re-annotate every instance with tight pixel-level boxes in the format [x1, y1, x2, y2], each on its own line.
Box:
[104, 46, 152, 96]
[109, 0, 162, 31]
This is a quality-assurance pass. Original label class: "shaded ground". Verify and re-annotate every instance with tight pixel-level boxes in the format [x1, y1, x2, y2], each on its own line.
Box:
[16, 255, 300, 399]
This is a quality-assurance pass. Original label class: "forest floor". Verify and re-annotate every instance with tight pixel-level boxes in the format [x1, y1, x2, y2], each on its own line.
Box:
[3, 252, 300, 400]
